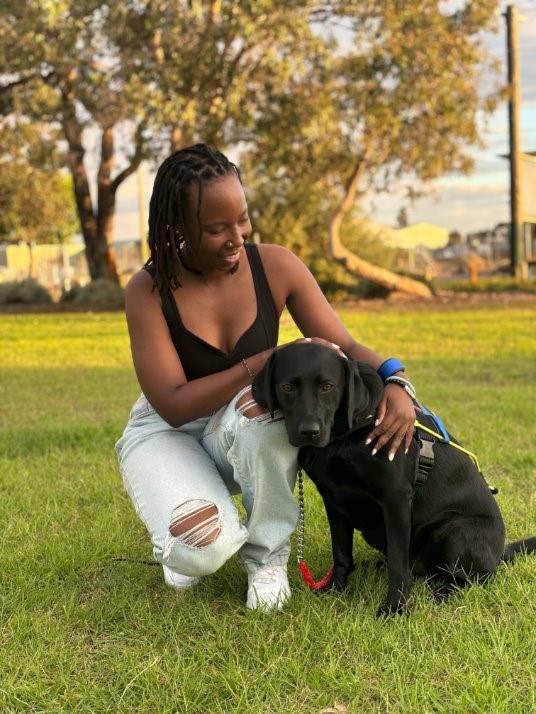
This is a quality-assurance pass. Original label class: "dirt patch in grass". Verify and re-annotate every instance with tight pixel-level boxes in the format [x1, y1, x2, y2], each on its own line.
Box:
[334, 290, 536, 312]
[0, 302, 124, 314]
[1, 290, 535, 315]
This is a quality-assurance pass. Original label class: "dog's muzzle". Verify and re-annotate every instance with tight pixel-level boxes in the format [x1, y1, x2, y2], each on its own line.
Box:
[287, 419, 330, 447]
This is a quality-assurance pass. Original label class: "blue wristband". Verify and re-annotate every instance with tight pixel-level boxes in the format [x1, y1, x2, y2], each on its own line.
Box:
[378, 358, 405, 382]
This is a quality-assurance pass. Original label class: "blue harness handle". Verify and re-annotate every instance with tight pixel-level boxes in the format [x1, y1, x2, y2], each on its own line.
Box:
[415, 402, 450, 443]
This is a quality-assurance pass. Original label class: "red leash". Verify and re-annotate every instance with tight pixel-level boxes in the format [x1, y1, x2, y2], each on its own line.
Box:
[297, 470, 335, 590]
[298, 560, 335, 590]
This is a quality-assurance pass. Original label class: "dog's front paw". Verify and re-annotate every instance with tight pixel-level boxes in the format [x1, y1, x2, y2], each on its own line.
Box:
[329, 577, 348, 592]
[330, 566, 353, 592]
[376, 601, 408, 618]
[313, 574, 347, 593]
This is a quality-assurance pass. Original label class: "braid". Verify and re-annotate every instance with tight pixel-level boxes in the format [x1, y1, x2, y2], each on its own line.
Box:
[147, 143, 241, 294]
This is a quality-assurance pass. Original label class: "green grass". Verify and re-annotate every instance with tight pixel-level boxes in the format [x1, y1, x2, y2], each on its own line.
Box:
[1, 305, 535, 713]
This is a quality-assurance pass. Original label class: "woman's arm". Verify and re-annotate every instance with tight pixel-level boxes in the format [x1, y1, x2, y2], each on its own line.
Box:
[125, 270, 274, 427]
[260, 244, 415, 457]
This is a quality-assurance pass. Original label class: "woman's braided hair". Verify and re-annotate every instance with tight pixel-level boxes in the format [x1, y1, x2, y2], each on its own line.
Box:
[147, 143, 241, 294]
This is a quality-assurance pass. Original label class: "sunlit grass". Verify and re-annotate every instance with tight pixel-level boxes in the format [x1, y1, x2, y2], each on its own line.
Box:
[0, 304, 534, 713]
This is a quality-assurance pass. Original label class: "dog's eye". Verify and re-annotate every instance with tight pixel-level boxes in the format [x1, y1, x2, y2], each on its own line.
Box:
[281, 383, 295, 393]
[321, 383, 334, 392]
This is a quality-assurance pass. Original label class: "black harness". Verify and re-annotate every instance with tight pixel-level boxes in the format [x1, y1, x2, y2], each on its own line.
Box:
[413, 420, 497, 494]
[350, 412, 495, 493]
[415, 426, 436, 487]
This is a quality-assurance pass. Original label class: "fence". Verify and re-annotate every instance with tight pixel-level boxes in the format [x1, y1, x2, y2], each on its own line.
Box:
[0, 240, 144, 298]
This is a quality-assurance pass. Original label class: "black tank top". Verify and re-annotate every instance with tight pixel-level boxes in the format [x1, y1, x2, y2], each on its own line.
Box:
[145, 243, 279, 380]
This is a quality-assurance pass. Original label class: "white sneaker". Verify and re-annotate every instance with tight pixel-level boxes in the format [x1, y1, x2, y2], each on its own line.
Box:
[162, 565, 199, 591]
[246, 565, 291, 611]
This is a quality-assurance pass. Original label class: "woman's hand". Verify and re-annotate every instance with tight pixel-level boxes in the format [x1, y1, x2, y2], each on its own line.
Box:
[291, 336, 347, 358]
[366, 384, 415, 460]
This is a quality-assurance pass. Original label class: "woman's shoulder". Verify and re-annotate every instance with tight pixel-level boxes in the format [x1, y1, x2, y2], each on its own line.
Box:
[255, 242, 303, 268]
[125, 266, 161, 315]
[254, 243, 317, 306]
[256, 243, 314, 280]
[126, 265, 155, 293]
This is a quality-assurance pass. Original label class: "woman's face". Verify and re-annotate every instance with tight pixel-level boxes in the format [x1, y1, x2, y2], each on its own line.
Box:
[182, 172, 252, 274]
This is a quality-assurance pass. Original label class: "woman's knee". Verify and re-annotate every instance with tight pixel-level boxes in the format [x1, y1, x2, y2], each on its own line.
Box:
[169, 499, 221, 547]
[163, 498, 247, 576]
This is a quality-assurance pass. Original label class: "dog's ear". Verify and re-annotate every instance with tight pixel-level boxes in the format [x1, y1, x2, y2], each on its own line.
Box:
[251, 351, 280, 417]
[342, 359, 384, 429]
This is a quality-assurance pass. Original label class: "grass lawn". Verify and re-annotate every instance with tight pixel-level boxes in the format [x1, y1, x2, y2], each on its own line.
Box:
[0, 302, 535, 713]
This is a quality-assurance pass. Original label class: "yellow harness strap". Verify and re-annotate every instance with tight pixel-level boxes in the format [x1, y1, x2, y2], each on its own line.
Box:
[414, 418, 481, 472]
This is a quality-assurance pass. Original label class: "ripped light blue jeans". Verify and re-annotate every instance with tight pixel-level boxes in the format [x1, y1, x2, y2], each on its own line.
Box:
[115, 388, 299, 577]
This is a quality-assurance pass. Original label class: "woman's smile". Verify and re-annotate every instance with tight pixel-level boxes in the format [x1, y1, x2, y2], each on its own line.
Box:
[220, 248, 241, 262]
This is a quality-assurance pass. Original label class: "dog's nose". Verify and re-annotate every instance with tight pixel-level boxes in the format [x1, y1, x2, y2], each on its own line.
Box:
[299, 422, 321, 438]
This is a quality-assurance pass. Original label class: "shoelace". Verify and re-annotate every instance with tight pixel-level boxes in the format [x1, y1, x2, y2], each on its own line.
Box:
[251, 567, 282, 585]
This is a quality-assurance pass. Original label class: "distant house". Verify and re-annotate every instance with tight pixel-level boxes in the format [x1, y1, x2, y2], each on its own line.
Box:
[466, 225, 510, 263]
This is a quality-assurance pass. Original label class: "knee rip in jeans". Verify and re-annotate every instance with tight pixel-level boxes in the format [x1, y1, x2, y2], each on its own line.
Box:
[236, 388, 272, 419]
[169, 499, 221, 547]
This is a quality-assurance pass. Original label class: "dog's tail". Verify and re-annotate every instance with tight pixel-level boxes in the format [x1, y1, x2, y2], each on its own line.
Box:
[502, 536, 536, 563]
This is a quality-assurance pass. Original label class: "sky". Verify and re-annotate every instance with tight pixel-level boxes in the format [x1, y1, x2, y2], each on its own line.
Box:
[367, 0, 536, 236]
[112, 1, 536, 243]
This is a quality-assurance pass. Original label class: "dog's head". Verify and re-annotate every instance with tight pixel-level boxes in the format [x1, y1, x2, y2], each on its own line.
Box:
[252, 342, 384, 447]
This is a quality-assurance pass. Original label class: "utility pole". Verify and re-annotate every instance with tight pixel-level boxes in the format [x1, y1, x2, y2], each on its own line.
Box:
[505, 4, 525, 278]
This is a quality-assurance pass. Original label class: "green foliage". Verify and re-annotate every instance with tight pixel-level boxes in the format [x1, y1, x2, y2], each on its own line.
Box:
[0, 118, 77, 243]
[308, 256, 390, 301]
[68, 278, 126, 307]
[438, 277, 536, 294]
[0, 306, 534, 712]
[340, 220, 397, 269]
[1, 0, 502, 281]
[0, 277, 52, 304]
[0, 164, 77, 243]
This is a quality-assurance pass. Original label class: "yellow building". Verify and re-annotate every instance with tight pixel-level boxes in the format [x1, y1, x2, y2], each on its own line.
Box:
[384, 222, 449, 251]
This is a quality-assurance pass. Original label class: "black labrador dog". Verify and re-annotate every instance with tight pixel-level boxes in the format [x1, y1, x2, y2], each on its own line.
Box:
[252, 342, 536, 615]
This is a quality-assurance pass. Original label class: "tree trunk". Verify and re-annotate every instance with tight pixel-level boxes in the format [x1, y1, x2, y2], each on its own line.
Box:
[61, 92, 146, 284]
[61, 95, 119, 282]
[96, 127, 120, 284]
[328, 158, 432, 299]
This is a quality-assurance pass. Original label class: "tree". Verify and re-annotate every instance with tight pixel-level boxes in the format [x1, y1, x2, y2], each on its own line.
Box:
[242, 1, 502, 297]
[1, 1, 331, 282]
[327, 1, 502, 297]
[1, 1, 501, 295]
[0, 120, 78, 245]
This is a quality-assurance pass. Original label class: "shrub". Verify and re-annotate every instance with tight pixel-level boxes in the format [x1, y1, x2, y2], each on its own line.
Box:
[72, 278, 125, 307]
[438, 277, 536, 293]
[0, 278, 52, 304]
[308, 256, 391, 301]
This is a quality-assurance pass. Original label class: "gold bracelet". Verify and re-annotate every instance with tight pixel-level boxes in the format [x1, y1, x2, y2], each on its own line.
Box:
[242, 358, 255, 380]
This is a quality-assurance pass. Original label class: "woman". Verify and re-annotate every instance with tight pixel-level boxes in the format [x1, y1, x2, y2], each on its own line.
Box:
[116, 144, 415, 612]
